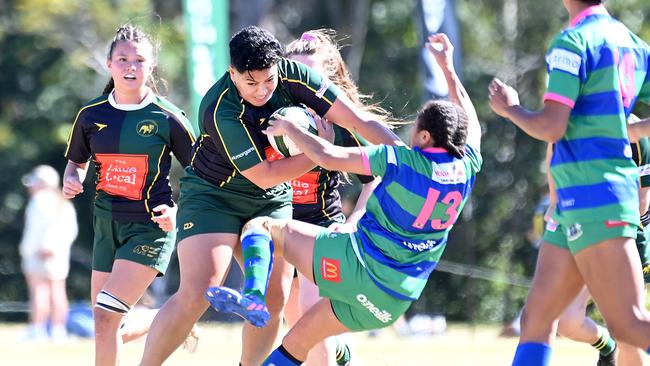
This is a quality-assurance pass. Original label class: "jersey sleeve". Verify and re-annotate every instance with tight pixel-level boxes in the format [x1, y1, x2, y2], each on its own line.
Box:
[281, 59, 342, 117]
[168, 110, 196, 168]
[64, 109, 92, 164]
[637, 138, 650, 188]
[360, 144, 396, 179]
[463, 145, 483, 178]
[336, 126, 374, 183]
[543, 31, 586, 109]
[206, 106, 267, 173]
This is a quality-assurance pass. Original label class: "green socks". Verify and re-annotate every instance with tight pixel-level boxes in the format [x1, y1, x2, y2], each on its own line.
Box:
[592, 326, 616, 356]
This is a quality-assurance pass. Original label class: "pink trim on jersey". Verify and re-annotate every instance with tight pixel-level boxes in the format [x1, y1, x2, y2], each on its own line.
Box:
[422, 147, 448, 153]
[359, 147, 372, 176]
[544, 93, 576, 108]
[570, 4, 608, 28]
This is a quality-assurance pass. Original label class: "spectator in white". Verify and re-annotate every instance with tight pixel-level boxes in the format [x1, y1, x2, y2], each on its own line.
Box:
[19, 165, 78, 342]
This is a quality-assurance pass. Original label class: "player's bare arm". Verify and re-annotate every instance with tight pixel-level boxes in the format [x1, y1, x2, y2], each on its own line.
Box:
[324, 93, 405, 147]
[489, 78, 572, 142]
[264, 116, 367, 176]
[62, 160, 87, 199]
[428, 33, 481, 149]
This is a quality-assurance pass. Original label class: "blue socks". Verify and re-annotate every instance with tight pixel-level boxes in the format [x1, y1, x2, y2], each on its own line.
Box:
[512, 342, 551, 366]
[262, 345, 303, 365]
[241, 226, 274, 301]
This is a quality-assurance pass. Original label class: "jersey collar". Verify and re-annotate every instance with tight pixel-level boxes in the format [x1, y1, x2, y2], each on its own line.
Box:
[421, 147, 449, 153]
[570, 4, 609, 28]
[108, 88, 156, 111]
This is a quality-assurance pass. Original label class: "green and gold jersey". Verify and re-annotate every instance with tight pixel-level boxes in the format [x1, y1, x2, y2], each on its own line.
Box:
[65, 91, 196, 222]
[190, 58, 341, 198]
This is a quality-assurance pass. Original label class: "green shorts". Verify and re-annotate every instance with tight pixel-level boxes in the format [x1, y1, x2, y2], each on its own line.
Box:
[543, 218, 638, 254]
[92, 216, 175, 274]
[313, 229, 412, 331]
[176, 167, 293, 241]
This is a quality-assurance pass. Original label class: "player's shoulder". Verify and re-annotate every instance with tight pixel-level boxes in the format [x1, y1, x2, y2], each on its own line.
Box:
[552, 27, 587, 54]
[153, 96, 188, 121]
[276, 57, 298, 78]
[203, 74, 245, 121]
[74, 94, 110, 121]
[80, 94, 109, 110]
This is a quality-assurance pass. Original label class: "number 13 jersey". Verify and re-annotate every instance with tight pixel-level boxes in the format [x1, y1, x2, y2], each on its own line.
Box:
[356, 143, 482, 301]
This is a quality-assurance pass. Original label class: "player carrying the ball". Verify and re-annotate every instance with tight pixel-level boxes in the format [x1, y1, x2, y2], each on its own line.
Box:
[207, 33, 482, 365]
[139, 26, 402, 366]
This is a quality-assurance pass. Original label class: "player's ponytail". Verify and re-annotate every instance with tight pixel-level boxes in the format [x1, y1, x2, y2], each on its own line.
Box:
[416, 100, 468, 159]
[102, 78, 115, 95]
[103, 24, 166, 96]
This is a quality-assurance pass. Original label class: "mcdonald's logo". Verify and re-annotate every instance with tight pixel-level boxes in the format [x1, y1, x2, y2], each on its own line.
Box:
[321, 258, 341, 283]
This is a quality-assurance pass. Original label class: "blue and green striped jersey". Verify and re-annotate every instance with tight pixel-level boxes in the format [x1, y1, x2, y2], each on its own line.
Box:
[354, 143, 482, 300]
[544, 4, 650, 225]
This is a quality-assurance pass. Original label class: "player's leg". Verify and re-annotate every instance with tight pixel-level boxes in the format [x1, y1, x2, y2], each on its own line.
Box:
[284, 275, 302, 326]
[121, 308, 158, 343]
[238, 202, 297, 366]
[140, 233, 238, 366]
[617, 341, 645, 366]
[263, 298, 350, 365]
[574, 235, 650, 350]
[241, 256, 295, 366]
[557, 287, 595, 342]
[616, 220, 650, 366]
[297, 274, 338, 366]
[557, 287, 617, 364]
[262, 220, 411, 365]
[94, 259, 158, 366]
[513, 243, 586, 366]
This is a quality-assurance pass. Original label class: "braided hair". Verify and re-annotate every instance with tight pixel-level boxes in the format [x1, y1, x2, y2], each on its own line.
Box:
[416, 100, 468, 158]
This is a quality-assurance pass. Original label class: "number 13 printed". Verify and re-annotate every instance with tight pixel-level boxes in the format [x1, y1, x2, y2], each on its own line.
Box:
[412, 187, 463, 230]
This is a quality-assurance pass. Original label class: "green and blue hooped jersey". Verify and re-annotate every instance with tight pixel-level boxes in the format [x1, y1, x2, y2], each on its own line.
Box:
[544, 5, 650, 225]
[65, 92, 196, 222]
[355, 143, 482, 301]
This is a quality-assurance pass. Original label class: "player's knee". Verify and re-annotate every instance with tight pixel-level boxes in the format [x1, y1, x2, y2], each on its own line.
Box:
[94, 290, 131, 331]
[241, 216, 272, 241]
[95, 290, 132, 315]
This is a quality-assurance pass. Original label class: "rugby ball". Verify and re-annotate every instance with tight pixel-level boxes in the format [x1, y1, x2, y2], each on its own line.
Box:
[267, 106, 318, 157]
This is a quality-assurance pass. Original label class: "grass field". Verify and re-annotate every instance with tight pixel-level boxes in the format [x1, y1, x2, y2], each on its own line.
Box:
[0, 322, 602, 366]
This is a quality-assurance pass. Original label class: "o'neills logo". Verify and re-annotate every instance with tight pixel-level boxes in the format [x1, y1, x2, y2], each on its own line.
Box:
[356, 294, 392, 323]
[321, 258, 340, 283]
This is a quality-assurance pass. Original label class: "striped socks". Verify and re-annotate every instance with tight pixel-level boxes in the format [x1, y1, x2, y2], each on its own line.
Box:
[592, 326, 616, 357]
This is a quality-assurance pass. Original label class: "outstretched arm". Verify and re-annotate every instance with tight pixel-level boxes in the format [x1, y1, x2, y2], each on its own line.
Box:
[324, 94, 405, 147]
[427, 33, 481, 149]
[263, 116, 367, 176]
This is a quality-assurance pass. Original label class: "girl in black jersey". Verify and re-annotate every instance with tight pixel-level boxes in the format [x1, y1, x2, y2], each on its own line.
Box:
[62, 25, 195, 366]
